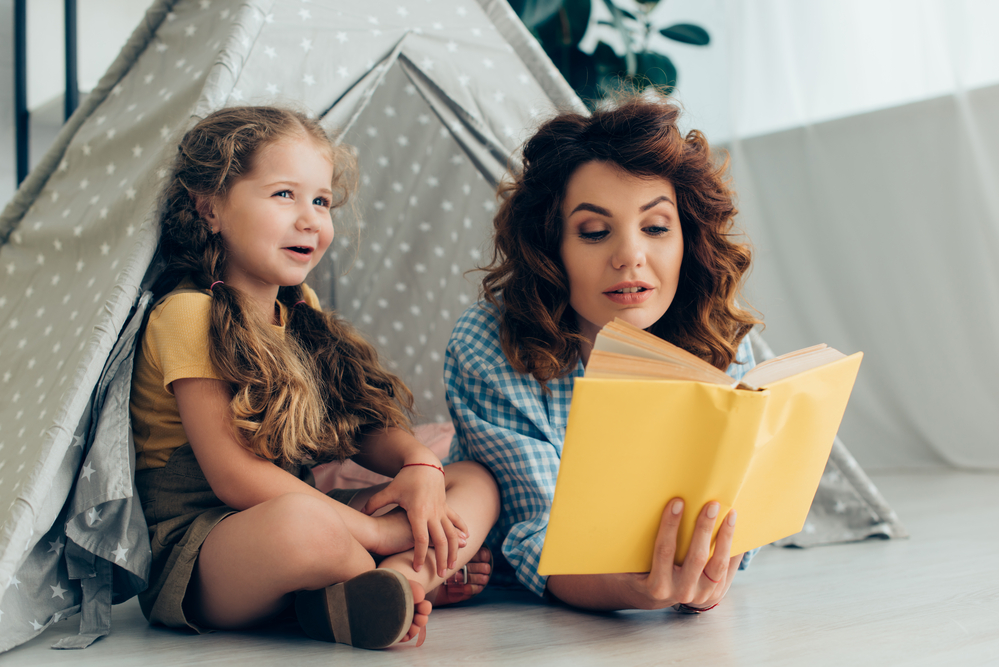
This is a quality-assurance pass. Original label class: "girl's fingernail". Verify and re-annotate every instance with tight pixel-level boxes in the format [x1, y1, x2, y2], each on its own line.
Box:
[728, 510, 737, 526]
[672, 499, 684, 515]
[707, 503, 719, 519]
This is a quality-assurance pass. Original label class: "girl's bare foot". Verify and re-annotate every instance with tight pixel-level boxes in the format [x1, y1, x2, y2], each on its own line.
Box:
[399, 580, 431, 646]
[426, 545, 493, 607]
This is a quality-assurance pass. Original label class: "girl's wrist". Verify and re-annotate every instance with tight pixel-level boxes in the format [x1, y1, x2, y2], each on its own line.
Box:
[401, 462, 445, 476]
[400, 446, 443, 469]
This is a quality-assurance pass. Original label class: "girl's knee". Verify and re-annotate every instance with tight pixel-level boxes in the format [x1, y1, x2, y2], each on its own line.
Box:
[262, 493, 355, 568]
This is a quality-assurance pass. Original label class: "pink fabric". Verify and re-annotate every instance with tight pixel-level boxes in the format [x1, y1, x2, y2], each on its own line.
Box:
[312, 422, 456, 493]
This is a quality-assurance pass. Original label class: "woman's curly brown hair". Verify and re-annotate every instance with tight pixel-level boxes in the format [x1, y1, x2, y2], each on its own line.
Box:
[154, 106, 412, 465]
[482, 94, 760, 385]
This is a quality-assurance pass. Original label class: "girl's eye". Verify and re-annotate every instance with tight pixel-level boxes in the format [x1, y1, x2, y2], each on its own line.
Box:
[313, 196, 332, 208]
[274, 190, 292, 199]
[579, 230, 609, 241]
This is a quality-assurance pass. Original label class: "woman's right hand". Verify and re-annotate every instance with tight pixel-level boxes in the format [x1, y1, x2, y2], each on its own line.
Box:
[622, 498, 742, 610]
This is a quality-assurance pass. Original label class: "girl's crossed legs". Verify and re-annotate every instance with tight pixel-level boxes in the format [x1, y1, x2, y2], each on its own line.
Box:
[187, 460, 499, 644]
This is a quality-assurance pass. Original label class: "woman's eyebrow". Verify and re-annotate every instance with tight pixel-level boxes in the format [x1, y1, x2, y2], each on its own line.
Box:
[569, 202, 611, 216]
[639, 195, 675, 212]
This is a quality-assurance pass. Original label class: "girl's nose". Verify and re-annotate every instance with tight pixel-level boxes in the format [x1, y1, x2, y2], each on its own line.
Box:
[297, 208, 321, 232]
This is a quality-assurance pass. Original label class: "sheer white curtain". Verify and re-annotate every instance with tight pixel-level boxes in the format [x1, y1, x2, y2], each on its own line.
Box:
[647, 0, 999, 469]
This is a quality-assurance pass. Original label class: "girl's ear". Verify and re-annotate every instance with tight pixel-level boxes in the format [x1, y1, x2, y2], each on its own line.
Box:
[194, 196, 218, 230]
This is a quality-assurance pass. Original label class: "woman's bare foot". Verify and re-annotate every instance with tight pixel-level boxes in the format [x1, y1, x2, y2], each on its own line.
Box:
[398, 580, 431, 646]
[426, 546, 493, 607]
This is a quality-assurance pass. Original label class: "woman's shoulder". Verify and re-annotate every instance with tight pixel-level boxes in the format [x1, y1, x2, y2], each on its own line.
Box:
[447, 301, 512, 368]
[725, 334, 757, 381]
[452, 300, 502, 334]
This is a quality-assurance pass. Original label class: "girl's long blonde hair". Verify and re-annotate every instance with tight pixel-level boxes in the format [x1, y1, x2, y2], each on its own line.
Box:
[155, 106, 413, 465]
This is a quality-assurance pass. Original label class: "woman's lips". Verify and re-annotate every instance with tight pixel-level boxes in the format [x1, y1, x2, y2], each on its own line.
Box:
[603, 286, 654, 304]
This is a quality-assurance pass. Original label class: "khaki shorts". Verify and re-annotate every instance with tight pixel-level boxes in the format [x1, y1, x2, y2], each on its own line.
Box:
[135, 444, 357, 632]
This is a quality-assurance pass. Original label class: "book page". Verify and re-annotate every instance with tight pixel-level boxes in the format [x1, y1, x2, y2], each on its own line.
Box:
[586, 350, 739, 385]
[589, 319, 734, 385]
[744, 345, 846, 387]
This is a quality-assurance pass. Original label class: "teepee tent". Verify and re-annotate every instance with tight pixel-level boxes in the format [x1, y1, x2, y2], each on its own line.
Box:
[0, 0, 903, 652]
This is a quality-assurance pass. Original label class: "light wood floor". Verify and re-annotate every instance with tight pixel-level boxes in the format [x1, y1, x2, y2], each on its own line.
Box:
[7, 471, 999, 666]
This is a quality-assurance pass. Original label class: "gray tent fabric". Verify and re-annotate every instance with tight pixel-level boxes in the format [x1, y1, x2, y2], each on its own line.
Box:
[0, 0, 580, 651]
[0, 0, 902, 653]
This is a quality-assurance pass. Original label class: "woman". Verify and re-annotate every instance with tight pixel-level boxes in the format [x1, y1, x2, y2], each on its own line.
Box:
[444, 94, 760, 612]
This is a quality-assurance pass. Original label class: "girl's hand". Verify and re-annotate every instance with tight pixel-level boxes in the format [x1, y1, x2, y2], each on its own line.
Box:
[624, 499, 742, 610]
[362, 463, 469, 576]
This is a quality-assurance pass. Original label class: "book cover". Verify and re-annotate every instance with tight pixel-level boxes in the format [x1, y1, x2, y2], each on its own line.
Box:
[537, 336, 862, 575]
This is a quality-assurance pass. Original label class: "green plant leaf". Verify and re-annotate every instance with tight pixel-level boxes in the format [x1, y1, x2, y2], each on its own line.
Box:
[658, 23, 710, 46]
[637, 51, 677, 90]
[535, 0, 591, 50]
[565, 49, 601, 106]
[592, 41, 626, 77]
[515, 0, 565, 29]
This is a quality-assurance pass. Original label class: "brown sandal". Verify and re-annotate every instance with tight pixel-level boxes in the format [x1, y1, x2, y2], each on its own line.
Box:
[295, 569, 414, 649]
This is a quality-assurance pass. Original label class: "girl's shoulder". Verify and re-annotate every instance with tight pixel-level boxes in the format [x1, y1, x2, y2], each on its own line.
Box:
[148, 283, 211, 328]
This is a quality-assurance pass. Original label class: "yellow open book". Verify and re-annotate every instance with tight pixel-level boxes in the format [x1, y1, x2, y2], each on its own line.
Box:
[537, 319, 863, 575]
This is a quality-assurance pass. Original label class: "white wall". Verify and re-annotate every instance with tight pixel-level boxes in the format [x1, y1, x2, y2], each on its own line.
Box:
[581, 0, 999, 144]
[0, 0, 14, 204]
[26, 0, 155, 109]
[1, 0, 154, 204]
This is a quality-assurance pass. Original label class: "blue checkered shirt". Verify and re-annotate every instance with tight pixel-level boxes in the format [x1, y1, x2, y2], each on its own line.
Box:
[445, 301, 758, 597]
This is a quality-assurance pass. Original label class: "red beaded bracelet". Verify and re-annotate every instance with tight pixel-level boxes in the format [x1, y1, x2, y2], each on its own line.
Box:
[401, 462, 445, 476]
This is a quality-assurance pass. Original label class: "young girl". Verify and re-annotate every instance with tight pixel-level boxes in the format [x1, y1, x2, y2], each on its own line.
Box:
[131, 106, 499, 648]
[445, 94, 760, 612]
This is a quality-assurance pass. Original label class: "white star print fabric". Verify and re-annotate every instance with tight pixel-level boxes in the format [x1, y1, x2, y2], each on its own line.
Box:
[0, 0, 581, 653]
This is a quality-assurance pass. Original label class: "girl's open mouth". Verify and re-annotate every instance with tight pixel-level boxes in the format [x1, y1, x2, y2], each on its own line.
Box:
[285, 246, 313, 255]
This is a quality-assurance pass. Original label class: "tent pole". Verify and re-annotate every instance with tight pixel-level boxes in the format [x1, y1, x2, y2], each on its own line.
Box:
[15, 0, 29, 185]
[64, 0, 79, 121]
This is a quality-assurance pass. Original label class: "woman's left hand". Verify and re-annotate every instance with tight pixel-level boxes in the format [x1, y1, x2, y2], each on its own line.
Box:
[362, 463, 469, 576]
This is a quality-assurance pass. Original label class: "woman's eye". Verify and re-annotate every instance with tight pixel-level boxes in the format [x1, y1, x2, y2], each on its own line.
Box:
[644, 225, 670, 236]
[579, 230, 609, 241]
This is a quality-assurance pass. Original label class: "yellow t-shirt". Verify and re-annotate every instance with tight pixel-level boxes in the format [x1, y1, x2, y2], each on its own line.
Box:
[130, 283, 321, 470]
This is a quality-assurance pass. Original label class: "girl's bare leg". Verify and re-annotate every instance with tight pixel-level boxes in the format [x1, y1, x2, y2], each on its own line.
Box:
[187, 491, 428, 641]
[374, 461, 500, 604]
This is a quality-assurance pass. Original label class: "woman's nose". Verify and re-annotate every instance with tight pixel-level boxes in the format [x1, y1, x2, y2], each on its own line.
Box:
[611, 232, 645, 269]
